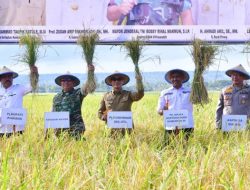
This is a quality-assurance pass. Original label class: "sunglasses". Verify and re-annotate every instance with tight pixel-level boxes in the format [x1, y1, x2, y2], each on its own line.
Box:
[111, 77, 122, 81]
[61, 78, 72, 82]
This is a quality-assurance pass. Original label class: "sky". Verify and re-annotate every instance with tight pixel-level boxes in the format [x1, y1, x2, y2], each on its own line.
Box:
[0, 44, 249, 75]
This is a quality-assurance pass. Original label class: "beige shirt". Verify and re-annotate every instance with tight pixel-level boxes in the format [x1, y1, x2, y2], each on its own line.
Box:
[0, 0, 46, 26]
[192, 0, 250, 25]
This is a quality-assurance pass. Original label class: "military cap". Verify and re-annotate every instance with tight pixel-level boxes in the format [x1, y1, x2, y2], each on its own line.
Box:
[226, 64, 250, 80]
[165, 69, 189, 84]
[0, 66, 18, 79]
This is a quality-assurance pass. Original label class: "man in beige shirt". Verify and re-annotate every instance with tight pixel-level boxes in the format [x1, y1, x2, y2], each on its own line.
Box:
[0, 0, 45, 26]
[98, 72, 144, 135]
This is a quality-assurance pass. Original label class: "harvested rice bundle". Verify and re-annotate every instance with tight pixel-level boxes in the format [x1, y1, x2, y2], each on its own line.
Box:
[191, 39, 219, 105]
[78, 32, 99, 93]
[124, 39, 144, 91]
[19, 34, 41, 92]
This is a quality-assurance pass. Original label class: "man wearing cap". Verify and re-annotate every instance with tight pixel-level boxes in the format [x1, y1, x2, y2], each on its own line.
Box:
[0, 66, 38, 137]
[216, 64, 250, 129]
[98, 72, 144, 135]
[157, 69, 194, 142]
[52, 65, 95, 139]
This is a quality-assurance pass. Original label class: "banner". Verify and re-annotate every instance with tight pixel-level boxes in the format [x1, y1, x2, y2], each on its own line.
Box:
[222, 115, 248, 132]
[44, 112, 70, 129]
[163, 110, 188, 130]
[107, 111, 133, 129]
[1, 108, 27, 126]
[0, 0, 249, 44]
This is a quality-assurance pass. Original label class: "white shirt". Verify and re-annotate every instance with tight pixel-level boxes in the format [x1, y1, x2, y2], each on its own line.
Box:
[46, 0, 110, 26]
[0, 84, 31, 133]
[0, 0, 45, 26]
[157, 86, 194, 129]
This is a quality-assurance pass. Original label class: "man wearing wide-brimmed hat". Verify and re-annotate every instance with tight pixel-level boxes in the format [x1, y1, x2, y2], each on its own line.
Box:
[157, 69, 194, 143]
[216, 64, 250, 129]
[98, 71, 144, 135]
[52, 64, 95, 140]
[0, 65, 38, 137]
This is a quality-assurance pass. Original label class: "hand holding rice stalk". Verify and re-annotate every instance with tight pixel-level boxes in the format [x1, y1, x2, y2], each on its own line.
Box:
[78, 32, 99, 94]
[191, 39, 219, 105]
[19, 34, 41, 92]
[124, 39, 144, 91]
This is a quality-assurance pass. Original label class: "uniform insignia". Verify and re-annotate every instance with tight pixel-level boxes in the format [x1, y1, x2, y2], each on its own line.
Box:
[224, 86, 233, 94]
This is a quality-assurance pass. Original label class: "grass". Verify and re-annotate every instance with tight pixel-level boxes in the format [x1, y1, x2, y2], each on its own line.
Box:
[0, 92, 249, 189]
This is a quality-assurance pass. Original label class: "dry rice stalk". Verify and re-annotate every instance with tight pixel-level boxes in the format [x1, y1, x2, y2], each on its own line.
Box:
[191, 39, 219, 105]
[124, 38, 144, 91]
[78, 32, 99, 93]
[19, 34, 42, 92]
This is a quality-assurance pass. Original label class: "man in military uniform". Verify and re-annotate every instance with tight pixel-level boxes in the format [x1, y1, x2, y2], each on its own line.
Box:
[0, 66, 38, 137]
[52, 64, 95, 139]
[216, 64, 250, 129]
[0, 0, 45, 26]
[98, 72, 144, 135]
[107, 0, 193, 25]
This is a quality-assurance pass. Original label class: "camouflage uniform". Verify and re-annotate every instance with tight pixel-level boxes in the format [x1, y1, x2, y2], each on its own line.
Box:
[110, 0, 192, 25]
[216, 84, 250, 129]
[53, 88, 86, 138]
[98, 78, 144, 135]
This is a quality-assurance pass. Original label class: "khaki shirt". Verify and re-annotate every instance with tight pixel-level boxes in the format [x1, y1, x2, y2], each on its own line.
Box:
[216, 85, 250, 128]
[0, 0, 46, 26]
[98, 89, 144, 120]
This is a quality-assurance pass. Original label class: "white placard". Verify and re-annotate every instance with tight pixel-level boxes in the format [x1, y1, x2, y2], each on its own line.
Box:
[44, 112, 70, 129]
[222, 115, 248, 132]
[1, 108, 27, 126]
[107, 111, 133, 129]
[164, 110, 188, 130]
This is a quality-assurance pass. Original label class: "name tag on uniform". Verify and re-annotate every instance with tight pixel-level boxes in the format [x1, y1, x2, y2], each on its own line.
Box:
[44, 112, 70, 129]
[163, 110, 188, 130]
[107, 111, 133, 128]
[222, 115, 247, 132]
[1, 108, 27, 126]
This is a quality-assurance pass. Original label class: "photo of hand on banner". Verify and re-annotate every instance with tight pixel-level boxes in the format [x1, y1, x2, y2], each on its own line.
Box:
[107, 0, 193, 25]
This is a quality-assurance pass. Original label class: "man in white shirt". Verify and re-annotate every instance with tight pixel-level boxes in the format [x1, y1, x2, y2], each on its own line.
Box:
[157, 69, 194, 143]
[46, 0, 109, 26]
[0, 0, 46, 26]
[0, 66, 37, 137]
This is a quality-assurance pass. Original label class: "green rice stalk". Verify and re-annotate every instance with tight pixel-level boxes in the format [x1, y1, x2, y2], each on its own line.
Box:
[124, 39, 144, 91]
[78, 32, 99, 93]
[191, 39, 219, 105]
[19, 34, 41, 92]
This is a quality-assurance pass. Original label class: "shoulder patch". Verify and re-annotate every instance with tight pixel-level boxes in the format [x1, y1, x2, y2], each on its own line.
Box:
[224, 86, 233, 94]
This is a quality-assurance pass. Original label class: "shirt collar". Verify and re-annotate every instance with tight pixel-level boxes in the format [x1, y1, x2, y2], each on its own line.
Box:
[62, 88, 75, 95]
[111, 89, 122, 95]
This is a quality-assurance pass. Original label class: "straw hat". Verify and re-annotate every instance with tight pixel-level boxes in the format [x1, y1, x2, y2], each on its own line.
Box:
[105, 72, 130, 86]
[165, 69, 190, 84]
[225, 64, 250, 80]
[0, 66, 18, 79]
[55, 74, 80, 87]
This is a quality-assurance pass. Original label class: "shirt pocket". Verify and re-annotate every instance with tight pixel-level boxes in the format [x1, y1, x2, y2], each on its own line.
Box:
[239, 94, 248, 105]
[224, 94, 232, 106]
[0, 2, 10, 25]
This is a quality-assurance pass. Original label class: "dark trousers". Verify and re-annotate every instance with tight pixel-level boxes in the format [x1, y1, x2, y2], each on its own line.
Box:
[0, 131, 23, 138]
[164, 128, 194, 145]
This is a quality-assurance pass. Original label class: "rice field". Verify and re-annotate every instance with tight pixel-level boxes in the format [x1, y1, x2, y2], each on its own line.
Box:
[0, 92, 249, 189]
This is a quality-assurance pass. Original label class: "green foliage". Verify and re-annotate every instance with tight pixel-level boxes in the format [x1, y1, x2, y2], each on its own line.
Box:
[191, 39, 219, 105]
[78, 32, 99, 93]
[0, 93, 249, 189]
